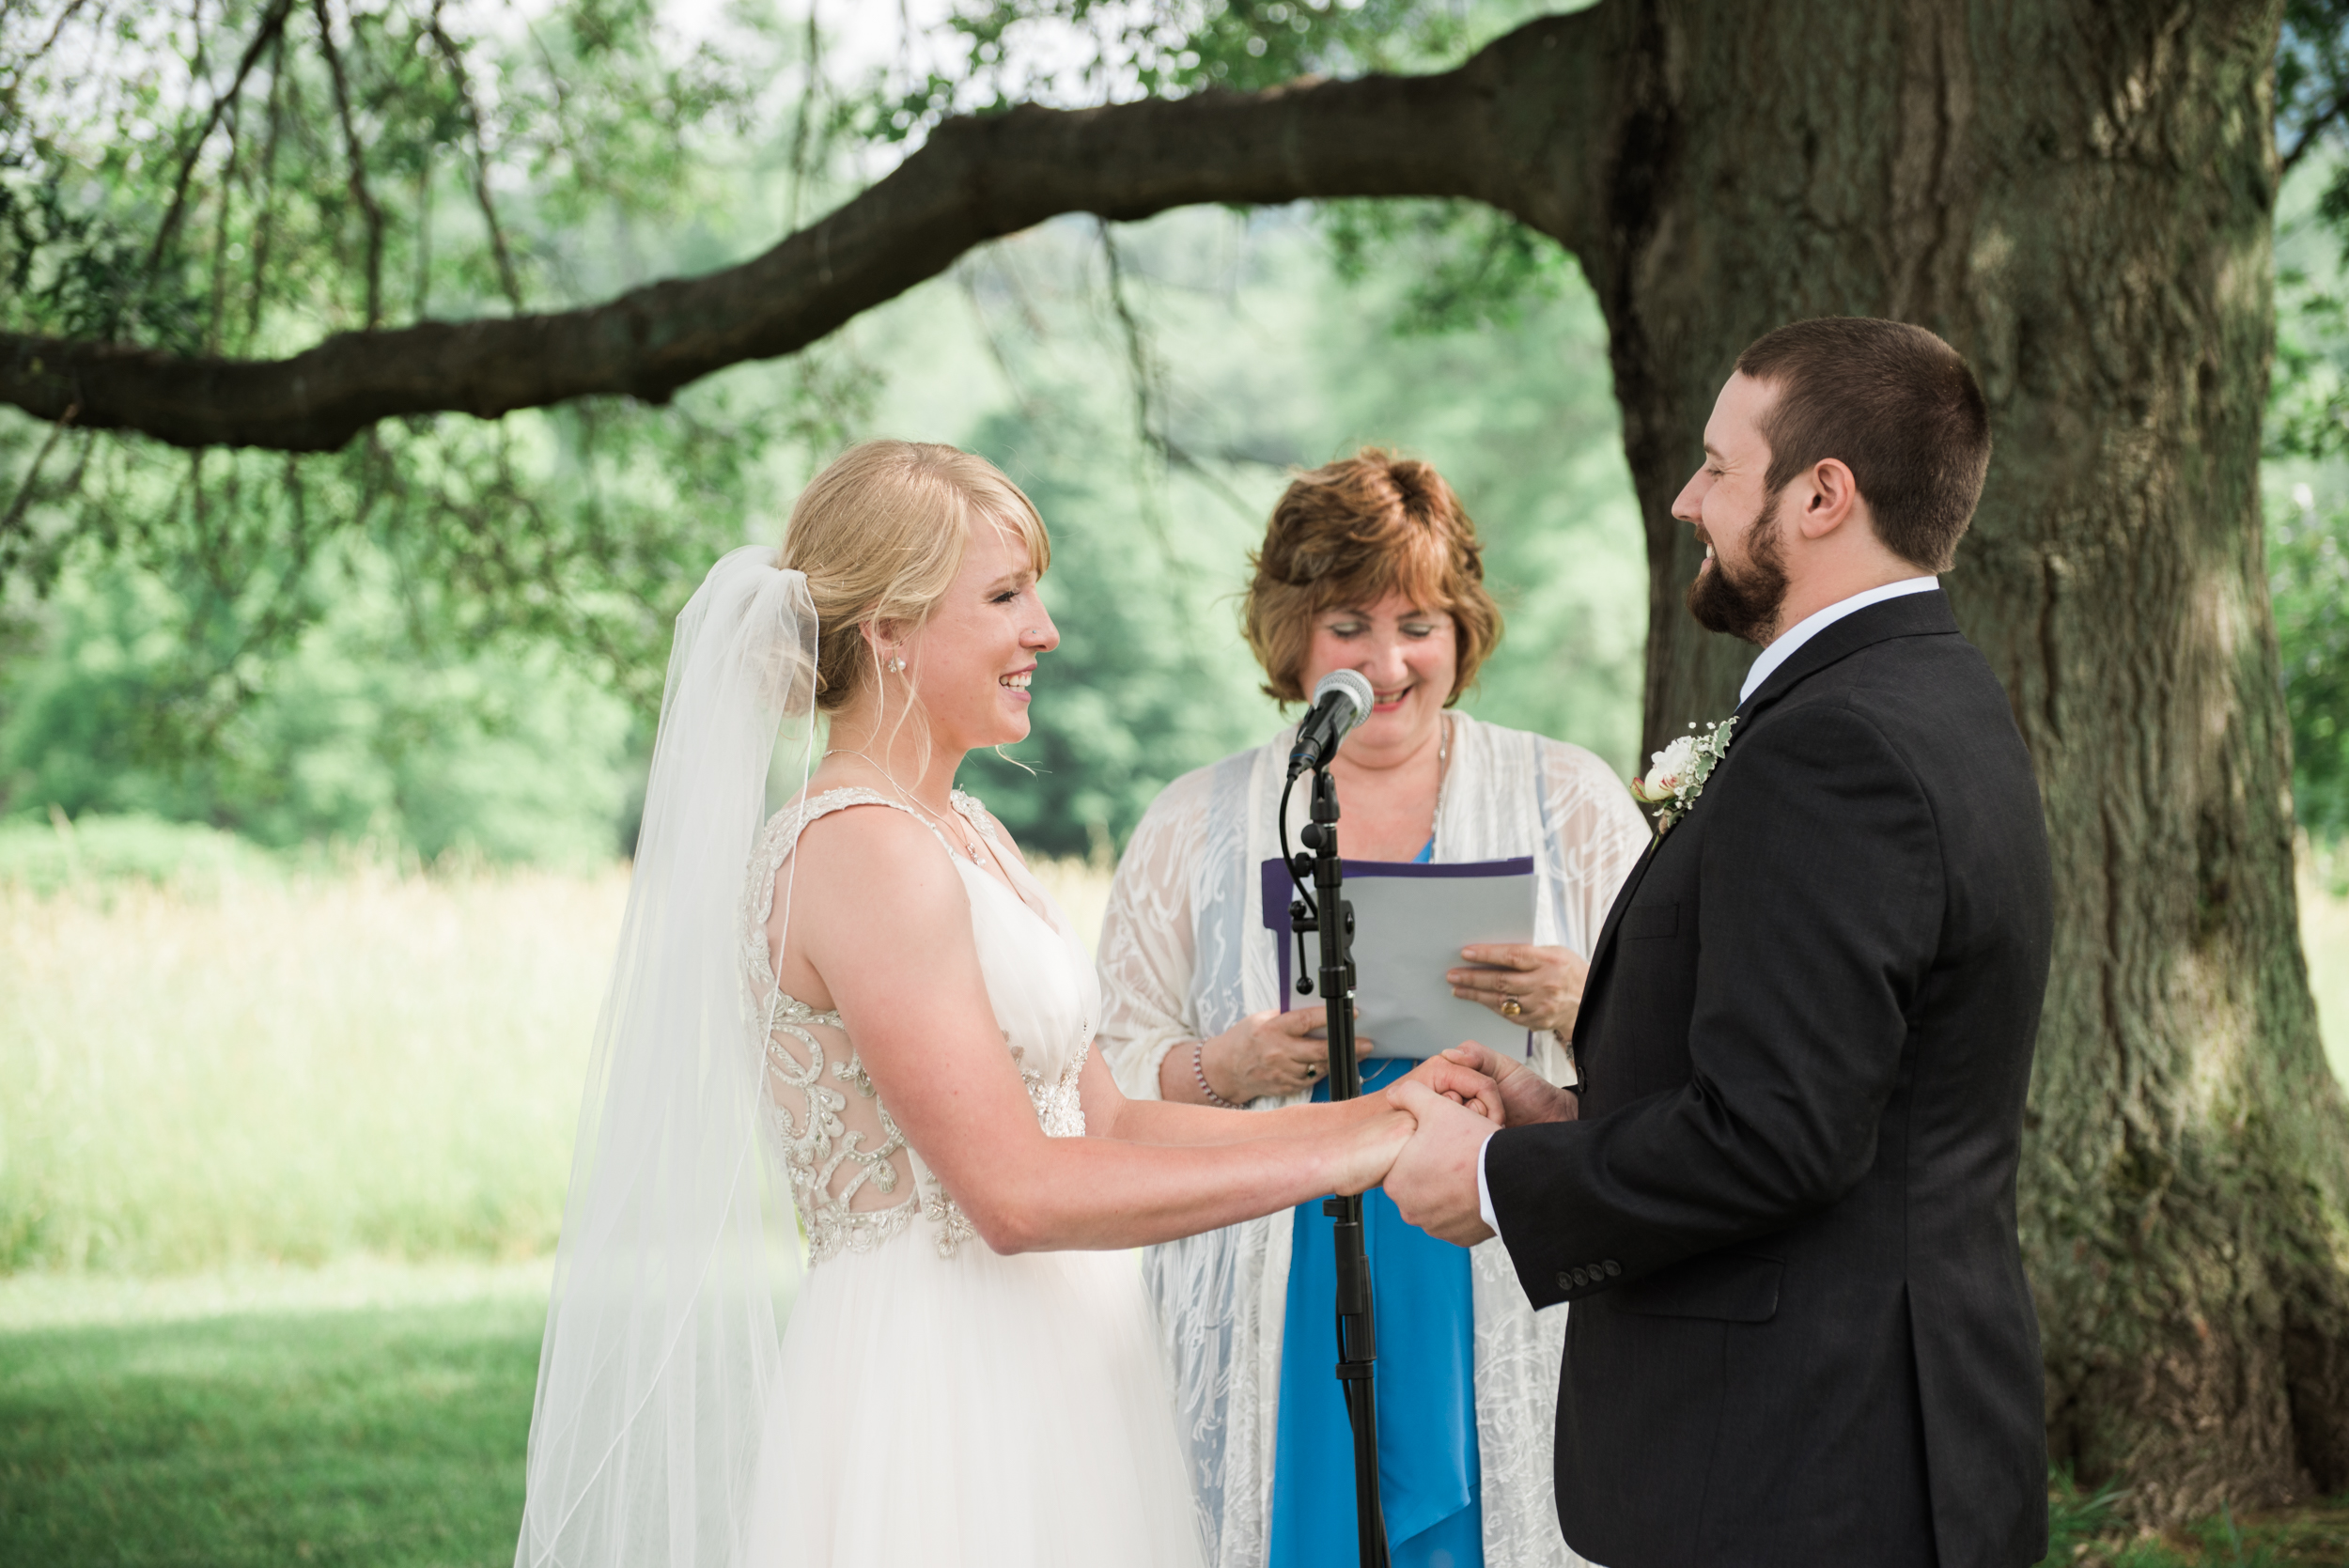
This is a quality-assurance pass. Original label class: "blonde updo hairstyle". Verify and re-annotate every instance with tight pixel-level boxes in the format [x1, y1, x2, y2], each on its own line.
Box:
[780, 439, 1050, 714]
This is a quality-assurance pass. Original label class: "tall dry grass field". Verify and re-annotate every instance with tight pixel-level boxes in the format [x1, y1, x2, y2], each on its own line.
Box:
[0, 865, 629, 1273]
[9, 843, 2336, 1282]
[0, 854, 1118, 1278]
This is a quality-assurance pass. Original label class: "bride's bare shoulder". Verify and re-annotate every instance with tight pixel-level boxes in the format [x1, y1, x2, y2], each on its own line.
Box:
[784, 797, 961, 905]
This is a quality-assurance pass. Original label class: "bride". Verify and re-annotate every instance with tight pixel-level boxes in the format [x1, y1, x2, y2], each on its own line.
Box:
[514, 440, 1499, 1568]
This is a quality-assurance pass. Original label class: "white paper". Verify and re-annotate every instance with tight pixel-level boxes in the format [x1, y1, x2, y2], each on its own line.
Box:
[1269, 861, 1537, 1060]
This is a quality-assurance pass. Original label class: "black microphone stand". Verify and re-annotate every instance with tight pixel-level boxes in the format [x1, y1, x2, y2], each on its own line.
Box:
[1285, 762, 1392, 1568]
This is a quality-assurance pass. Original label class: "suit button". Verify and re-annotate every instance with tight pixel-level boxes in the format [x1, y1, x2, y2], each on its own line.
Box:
[1602, 1260, 1622, 1278]
[1555, 1272, 1574, 1292]
[1570, 1267, 1591, 1287]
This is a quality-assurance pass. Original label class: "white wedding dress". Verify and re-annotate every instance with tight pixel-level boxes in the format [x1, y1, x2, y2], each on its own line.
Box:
[736, 787, 1207, 1568]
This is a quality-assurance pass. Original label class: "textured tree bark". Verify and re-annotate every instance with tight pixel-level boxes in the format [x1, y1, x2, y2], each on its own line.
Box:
[1568, 0, 2349, 1524]
[11, 0, 2345, 1522]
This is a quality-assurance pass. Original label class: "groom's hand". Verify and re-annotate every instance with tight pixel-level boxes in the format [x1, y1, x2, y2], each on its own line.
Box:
[1383, 1079, 1498, 1247]
[1439, 1042, 1579, 1127]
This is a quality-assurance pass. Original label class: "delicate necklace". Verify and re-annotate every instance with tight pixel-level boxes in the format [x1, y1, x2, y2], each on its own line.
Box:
[822, 749, 991, 863]
[1429, 713, 1454, 851]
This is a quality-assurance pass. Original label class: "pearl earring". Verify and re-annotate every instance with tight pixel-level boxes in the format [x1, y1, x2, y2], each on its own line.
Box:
[887, 656, 906, 674]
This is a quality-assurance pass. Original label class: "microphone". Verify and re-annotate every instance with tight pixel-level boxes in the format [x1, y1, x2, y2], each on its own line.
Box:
[1287, 669, 1377, 778]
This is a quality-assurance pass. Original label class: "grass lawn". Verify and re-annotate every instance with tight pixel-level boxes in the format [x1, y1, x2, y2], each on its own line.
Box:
[0, 1265, 546, 1568]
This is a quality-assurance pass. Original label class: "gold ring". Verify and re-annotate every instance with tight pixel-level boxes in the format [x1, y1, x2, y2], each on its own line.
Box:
[1501, 996, 1523, 1017]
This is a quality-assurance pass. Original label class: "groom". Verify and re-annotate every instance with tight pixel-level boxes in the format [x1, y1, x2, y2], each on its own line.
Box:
[1389, 318, 2053, 1568]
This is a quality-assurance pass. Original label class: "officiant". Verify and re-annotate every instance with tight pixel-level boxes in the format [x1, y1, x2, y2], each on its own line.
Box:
[1096, 450, 1648, 1568]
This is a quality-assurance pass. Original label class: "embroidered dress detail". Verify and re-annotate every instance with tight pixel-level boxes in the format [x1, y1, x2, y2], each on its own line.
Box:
[761, 991, 917, 1264]
[739, 785, 1103, 1270]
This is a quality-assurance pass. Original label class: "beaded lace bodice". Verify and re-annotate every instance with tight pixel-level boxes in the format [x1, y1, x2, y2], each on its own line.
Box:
[740, 786, 1098, 1265]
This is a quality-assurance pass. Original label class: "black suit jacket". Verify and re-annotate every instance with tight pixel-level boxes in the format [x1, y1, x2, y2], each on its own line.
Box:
[1485, 591, 2052, 1568]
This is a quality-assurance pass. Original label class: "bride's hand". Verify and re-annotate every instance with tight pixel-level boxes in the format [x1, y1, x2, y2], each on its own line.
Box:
[1396, 1053, 1505, 1126]
[1330, 1108, 1418, 1196]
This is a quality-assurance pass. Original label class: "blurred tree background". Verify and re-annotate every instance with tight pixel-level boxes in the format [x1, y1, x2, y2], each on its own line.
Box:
[0, 0, 1640, 862]
[2, 0, 2330, 867]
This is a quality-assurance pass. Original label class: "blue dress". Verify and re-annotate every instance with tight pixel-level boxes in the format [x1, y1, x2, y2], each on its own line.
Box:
[1268, 833, 1483, 1568]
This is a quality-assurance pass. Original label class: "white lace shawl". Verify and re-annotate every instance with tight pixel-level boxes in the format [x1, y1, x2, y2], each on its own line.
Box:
[1096, 714, 1650, 1568]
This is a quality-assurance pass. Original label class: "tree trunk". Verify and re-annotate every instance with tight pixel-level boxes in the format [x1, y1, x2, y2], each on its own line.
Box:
[1562, 0, 2349, 1523]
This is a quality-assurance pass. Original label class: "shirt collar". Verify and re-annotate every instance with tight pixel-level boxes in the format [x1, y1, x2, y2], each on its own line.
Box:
[1737, 577, 1940, 706]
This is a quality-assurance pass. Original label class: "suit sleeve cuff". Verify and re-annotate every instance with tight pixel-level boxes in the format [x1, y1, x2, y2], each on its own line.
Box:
[1477, 1130, 1499, 1235]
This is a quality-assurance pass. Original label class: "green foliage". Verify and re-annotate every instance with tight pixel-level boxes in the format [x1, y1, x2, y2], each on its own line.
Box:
[0, 0, 867, 858]
[0, 812, 281, 895]
[2269, 490, 2349, 840]
[0, 538, 642, 864]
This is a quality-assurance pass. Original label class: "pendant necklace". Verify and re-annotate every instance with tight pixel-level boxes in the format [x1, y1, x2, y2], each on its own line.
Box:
[823, 749, 991, 863]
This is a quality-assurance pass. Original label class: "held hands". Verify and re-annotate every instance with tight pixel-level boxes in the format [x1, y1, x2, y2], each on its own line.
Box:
[1383, 1079, 1501, 1246]
[1330, 1052, 1509, 1197]
[1382, 1044, 1580, 1248]
[1432, 1041, 1579, 1128]
[1447, 943, 1589, 1035]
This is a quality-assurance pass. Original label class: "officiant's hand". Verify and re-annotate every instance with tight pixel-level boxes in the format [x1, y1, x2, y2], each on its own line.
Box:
[1383, 1079, 1498, 1246]
[1448, 943, 1588, 1034]
[1437, 1041, 1579, 1127]
[1201, 1005, 1357, 1103]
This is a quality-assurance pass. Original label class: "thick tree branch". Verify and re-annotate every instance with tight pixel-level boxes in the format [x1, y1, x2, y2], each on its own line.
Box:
[0, 11, 1608, 452]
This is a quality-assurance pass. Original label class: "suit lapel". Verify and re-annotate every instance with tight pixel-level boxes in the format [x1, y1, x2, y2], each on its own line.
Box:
[1570, 829, 1662, 1058]
[1571, 592, 1963, 1066]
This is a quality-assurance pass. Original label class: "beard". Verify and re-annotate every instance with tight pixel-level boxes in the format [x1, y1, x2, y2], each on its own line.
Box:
[1687, 495, 1790, 646]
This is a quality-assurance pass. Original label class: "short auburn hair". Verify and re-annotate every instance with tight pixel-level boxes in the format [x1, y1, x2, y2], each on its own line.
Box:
[1735, 318, 1992, 573]
[1242, 449, 1501, 706]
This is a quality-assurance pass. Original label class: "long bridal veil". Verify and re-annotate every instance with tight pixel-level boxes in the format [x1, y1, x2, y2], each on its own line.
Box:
[516, 546, 819, 1568]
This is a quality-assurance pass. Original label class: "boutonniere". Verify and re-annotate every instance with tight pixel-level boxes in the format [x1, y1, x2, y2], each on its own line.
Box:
[1630, 717, 1737, 834]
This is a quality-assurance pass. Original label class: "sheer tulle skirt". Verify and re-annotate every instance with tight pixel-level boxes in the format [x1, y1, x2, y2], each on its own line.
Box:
[743, 1237, 1206, 1568]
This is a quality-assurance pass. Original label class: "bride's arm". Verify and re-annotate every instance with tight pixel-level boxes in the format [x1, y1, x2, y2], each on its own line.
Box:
[792, 809, 1416, 1254]
[1080, 1053, 1501, 1146]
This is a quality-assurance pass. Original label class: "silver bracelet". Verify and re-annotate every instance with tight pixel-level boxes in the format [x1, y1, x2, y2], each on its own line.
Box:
[1193, 1041, 1242, 1110]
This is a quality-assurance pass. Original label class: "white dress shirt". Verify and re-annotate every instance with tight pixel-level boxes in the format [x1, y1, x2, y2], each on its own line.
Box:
[1471, 575, 1941, 1237]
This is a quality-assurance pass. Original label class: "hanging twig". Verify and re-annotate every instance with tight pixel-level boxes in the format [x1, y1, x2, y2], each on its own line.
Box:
[786, 1, 822, 229]
[312, 0, 384, 328]
[207, 91, 241, 352]
[23, 0, 94, 71]
[144, 0, 297, 289]
[0, 398, 76, 545]
[956, 259, 1039, 420]
[428, 0, 522, 310]
[243, 27, 286, 347]
[1097, 218, 1161, 463]
[412, 153, 432, 320]
[1096, 219, 1260, 531]
[2283, 97, 2349, 173]
[1095, 217, 1188, 559]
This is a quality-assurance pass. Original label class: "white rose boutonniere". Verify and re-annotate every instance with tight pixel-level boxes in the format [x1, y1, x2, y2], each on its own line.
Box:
[1630, 717, 1737, 834]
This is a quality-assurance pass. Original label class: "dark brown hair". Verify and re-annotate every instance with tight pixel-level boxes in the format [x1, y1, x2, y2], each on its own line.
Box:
[1734, 318, 1992, 573]
[1242, 449, 1501, 705]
